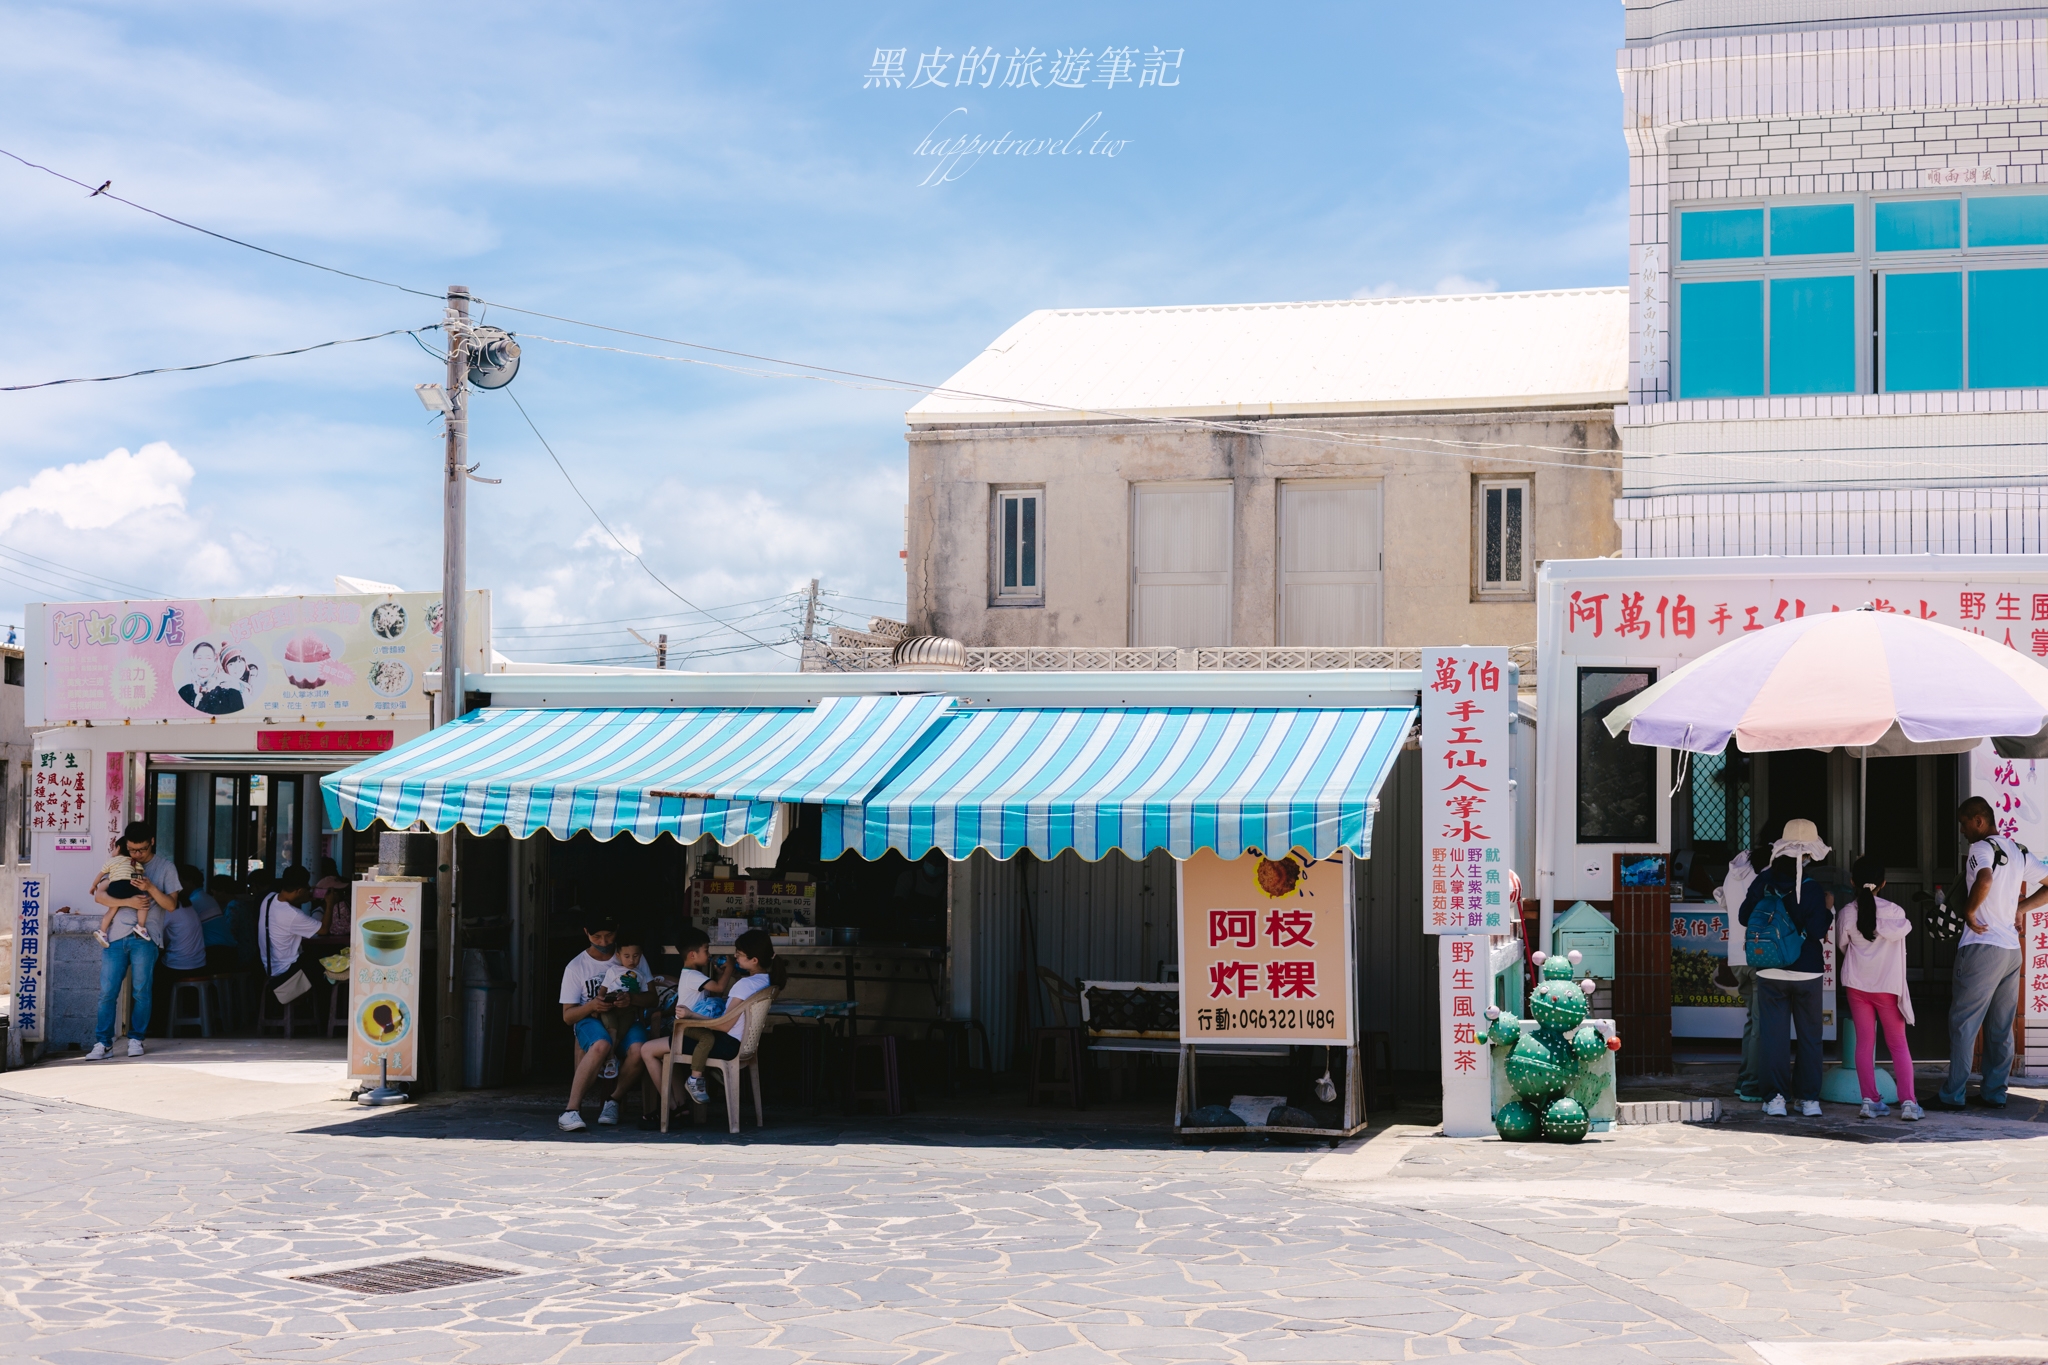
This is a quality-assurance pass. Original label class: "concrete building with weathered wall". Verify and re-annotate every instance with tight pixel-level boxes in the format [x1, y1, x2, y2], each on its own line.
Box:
[903, 289, 1629, 652]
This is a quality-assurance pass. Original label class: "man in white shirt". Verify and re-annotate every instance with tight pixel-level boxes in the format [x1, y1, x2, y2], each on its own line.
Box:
[259, 867, 328, 1013]
[557, 914, 622, 1133]
[87, 822, 180, 1060]
[1935, 796, 2048, 1110]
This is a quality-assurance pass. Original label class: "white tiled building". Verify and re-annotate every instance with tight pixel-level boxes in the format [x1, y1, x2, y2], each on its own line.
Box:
[1617, 0, 2048, 556]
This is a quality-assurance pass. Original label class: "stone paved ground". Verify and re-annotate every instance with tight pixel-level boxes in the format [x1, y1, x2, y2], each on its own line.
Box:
[6, 1081, 2048, 1364]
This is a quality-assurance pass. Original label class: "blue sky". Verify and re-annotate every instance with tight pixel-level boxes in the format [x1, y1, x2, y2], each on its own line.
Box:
[0, 1, 1623, 668]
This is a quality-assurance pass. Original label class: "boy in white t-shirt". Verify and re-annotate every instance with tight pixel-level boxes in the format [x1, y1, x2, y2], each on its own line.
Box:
[613, 928, 718, 1130]
[557, 915, 621, 1133]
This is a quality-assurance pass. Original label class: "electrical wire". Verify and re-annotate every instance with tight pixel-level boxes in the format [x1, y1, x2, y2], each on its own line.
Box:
[0, 544, 162, 598]
[1, 326, 437, 392]
[1, 147, 1628, 473]
[494, 593, 800, 635]
[0, 147, 443, 301]
[500, 389, 793, 656]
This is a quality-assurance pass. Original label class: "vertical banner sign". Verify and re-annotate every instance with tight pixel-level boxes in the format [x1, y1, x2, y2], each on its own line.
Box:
[1179, 848, 1353, 1046]
[32, 749, 89, 834]
[13, 877, 45, 1042]
[1438, 935, 1493, 1137]
[1421, 648, 1511, 934]
[103, 752, 125, 839]
[349, 879, 423, 1082]
[1975, 745, 2048, 1033]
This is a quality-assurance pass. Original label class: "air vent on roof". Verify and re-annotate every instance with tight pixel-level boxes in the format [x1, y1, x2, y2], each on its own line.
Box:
[290, 1257, 516, 1296]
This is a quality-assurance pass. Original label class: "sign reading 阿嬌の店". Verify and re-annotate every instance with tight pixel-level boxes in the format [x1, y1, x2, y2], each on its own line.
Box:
[1537, 554, 2048, 911]
[1178, 848, 1353, 1047]
[25, 591, 490, 728]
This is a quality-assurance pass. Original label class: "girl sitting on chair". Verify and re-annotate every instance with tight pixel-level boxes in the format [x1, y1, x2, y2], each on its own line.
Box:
[676, 929, 785, 1106]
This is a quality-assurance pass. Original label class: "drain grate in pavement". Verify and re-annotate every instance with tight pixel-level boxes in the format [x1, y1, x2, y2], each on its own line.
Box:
[290, 1256, 516, 1295]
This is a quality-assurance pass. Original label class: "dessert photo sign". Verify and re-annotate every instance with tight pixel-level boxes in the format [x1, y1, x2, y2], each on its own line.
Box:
[27, 591, 488, 727]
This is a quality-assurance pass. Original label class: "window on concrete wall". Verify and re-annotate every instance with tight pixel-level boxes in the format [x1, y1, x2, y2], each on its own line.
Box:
[1473, 477, 1531, 598]
[3, 654, 21, 685]
[1277, 481, 1382, 645]
[1576, 667, 1658, 844]
[990, 487, 1044, 605]
[1674, 192, 2048, 397]
[1131, 482, 1231, 647]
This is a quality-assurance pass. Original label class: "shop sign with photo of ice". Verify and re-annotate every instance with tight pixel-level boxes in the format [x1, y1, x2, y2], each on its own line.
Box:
[1421, 648, 1511, 935]
[27, 591, 489, 727]
[349, 880, 424, 1083]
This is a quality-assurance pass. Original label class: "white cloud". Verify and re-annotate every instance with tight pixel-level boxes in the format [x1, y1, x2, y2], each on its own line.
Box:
[1351, 274, 1500, 300]
[0, 442, 191, 533]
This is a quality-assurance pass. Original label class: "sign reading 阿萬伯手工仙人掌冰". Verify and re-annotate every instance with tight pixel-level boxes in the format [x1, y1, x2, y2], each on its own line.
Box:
[857, 43, 1182, 185]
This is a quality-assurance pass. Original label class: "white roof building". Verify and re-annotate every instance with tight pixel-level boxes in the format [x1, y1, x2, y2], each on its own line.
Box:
[907, 287, 1630, 425]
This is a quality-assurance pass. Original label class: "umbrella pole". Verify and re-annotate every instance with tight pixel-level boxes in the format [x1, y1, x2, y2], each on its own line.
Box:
[1859, 748, 1867, 856]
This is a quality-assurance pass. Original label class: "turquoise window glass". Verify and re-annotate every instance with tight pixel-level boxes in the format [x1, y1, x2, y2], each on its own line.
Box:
[1678, 279, 1765, 398]
[1968, 268, 2048, 389]
[1769, 276, 1857, 394]
[1679, 208, 1764, 261]
[1770, 204, 1855, 255]
[1875, 199, 1961, 252]
[1968, 195, 2048, 248]
[1883, 272, 1962, 391]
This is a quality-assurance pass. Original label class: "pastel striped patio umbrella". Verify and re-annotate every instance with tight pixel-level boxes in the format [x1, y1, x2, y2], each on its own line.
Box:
[1602, 609, 2048, 755]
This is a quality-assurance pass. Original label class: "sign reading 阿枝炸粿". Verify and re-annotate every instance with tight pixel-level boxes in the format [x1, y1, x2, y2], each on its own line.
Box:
[28, 591, 488, 727]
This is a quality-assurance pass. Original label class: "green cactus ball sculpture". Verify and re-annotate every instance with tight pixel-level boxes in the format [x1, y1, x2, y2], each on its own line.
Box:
[1482, 949, 1619, 1143]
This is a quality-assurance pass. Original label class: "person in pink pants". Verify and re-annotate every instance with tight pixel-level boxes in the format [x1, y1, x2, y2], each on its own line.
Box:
[1837, 854, 1920, 1121]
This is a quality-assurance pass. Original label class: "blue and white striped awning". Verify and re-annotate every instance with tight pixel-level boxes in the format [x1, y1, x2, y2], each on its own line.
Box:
[321, 694, 953, 844]
[821, 705, 1415, 863]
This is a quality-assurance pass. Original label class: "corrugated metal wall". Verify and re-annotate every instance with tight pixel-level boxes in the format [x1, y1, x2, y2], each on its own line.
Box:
[960, 847, 1175, 1072]
[1356, 747, 1438, 1076]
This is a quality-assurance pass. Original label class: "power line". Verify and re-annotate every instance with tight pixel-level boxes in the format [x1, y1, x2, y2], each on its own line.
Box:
[1, 147, 1626, 474]
[1, 326, 436, 392]
[0, 544, 162, 598]
[500, 389, 793, 656]
[0, 147, 443, 301]
[494, 593, 800, 635]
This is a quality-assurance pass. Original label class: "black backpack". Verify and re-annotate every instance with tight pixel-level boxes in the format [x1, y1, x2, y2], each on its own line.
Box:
[1933, 838, 2025, 941]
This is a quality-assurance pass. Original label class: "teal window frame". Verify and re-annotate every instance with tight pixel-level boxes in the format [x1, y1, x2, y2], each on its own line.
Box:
[1673, 191, 2048, 398]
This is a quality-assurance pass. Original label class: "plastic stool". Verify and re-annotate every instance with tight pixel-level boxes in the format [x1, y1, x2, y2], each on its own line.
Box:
[1030, 1025, 1087, 1109]
[850, 1035, 905, 1116]
[168, 978, 218, 1038]
[258, 987, 313, 1039]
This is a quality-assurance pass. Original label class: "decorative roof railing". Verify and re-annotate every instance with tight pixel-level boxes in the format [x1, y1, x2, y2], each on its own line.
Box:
[801, 643, 1536, 676]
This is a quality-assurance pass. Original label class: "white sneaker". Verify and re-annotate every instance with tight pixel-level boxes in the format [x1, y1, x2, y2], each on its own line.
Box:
[1799, 1099, 1823, 1117]
[1859, 1099, 1890, 1118]
[557, 1110, 587, 1132]
[684, 1074, 709, 1105]
[127, 1039, 145, 1058]
[598, 1100, 619, 1126]
[601, 1059, 618, 1080]
[85, 1043, 108, 1061]
[1763, 1094, 1788, 1116]
[1899, 1101, 1924, 1121]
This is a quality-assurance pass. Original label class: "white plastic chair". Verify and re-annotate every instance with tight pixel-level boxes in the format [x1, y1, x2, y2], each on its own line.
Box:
[661, 988, 778, 1134]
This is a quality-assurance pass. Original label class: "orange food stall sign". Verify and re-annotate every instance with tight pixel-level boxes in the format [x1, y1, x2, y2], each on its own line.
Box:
[1177, 848, 1353, 1046]
[348, 878, 425, 1082]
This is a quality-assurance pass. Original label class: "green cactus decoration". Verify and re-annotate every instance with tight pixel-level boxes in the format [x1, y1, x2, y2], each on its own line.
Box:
[1484, 949, 1620, 1143]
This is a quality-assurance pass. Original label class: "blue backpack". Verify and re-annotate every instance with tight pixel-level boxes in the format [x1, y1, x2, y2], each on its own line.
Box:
[1744, 881, 1807, 971]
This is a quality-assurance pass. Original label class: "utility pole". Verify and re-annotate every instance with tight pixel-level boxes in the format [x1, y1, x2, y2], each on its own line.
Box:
[440, 286, 470, 729]
[435, 284, 470, 1096]
[803, 578, 820, 642]
[657, 633, 667, 669]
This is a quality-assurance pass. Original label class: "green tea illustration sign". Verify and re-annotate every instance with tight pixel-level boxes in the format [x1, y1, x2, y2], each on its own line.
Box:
[349, 879, 423, 1082]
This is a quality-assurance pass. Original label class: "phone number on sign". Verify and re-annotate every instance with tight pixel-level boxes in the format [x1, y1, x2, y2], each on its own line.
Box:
[1194, 1007, 1340, 1032]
